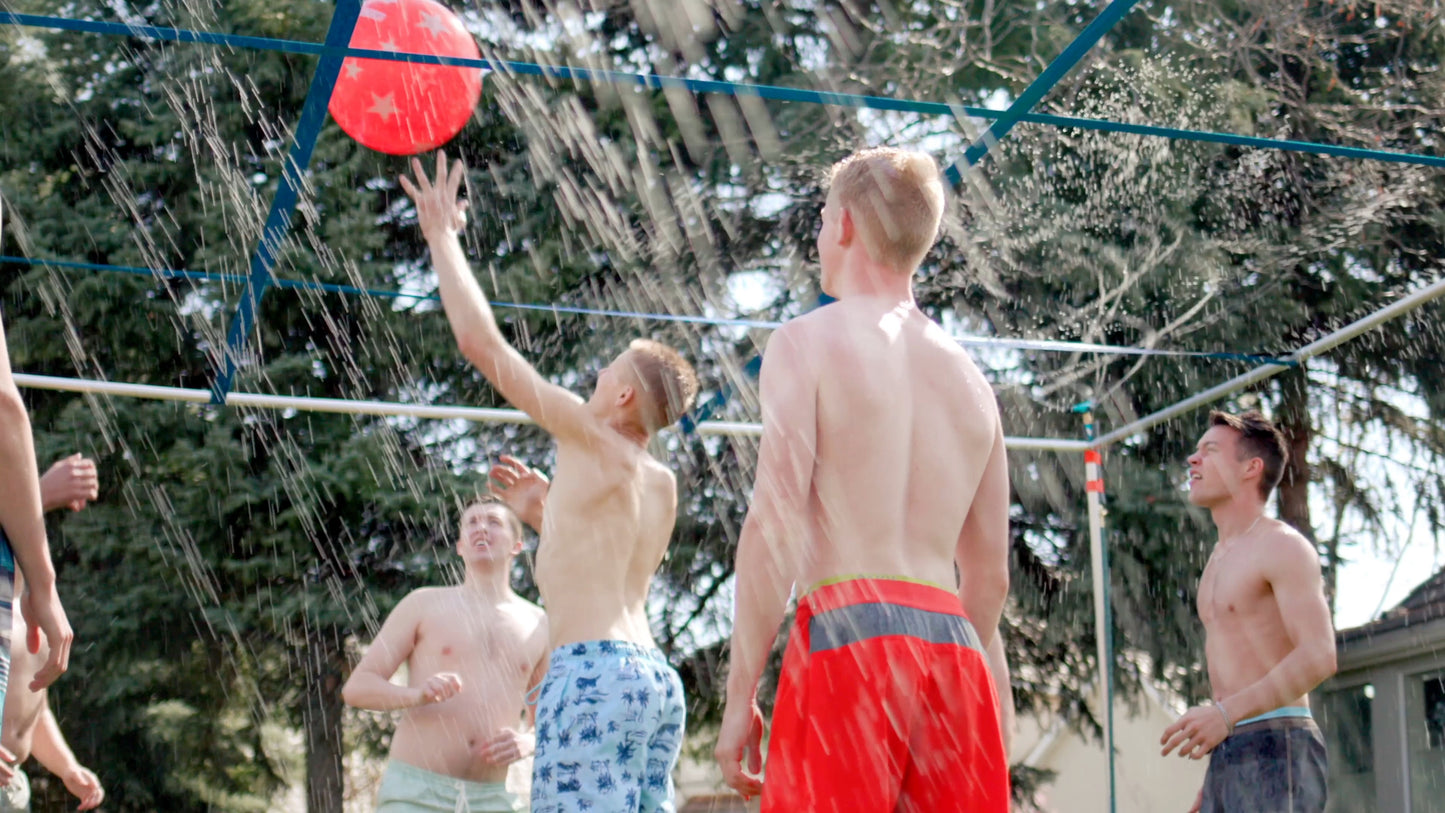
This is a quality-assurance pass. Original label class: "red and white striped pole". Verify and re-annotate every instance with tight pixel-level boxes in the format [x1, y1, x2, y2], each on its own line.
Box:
[1077, 403, 1117, 813]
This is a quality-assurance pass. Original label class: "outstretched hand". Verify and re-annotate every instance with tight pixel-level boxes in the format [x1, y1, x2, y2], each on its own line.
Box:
[399, 150, 469, 239]
[489, 456, 549, 525]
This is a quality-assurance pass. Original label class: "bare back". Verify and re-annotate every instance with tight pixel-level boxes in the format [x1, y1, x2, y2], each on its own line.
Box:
[389, 588, 546, 782]
[797, 300, 999, 589]
[535, 435, 676, 649]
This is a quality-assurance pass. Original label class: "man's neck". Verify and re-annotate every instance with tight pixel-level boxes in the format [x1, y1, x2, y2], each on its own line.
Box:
[461, 564, 515, 603]
[830, 256, 917, 304]
[605, 416, 651, 448]
[1210, 498, 1268, 545]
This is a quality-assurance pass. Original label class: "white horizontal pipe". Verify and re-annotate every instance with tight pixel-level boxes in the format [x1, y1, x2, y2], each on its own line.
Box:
[1092, 273, 1445, 448]
[15, 373, 1087, 450]
[226, 390, 537, 424]
[14, 373, 213, 404]
[1006, 436, 1093, 453]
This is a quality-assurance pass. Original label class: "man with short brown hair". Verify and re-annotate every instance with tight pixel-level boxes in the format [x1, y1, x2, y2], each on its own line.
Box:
[343, 499, 547, 813]
[1162, 409, 1336, 813]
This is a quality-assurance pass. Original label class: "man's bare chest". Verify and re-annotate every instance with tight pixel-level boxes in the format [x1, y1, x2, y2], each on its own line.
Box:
[1198, 549, 1272, 627]
[415, 614, 533, 678]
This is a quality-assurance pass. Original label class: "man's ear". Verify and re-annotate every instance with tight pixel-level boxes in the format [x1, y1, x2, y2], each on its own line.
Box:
[838, 206, 857, 247]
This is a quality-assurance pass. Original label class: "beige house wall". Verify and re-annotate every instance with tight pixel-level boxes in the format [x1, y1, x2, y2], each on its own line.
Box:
[1011, 685, 1206, 813]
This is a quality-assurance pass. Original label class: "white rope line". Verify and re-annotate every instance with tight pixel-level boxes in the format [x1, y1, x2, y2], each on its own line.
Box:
[13, 373, 1092, 452]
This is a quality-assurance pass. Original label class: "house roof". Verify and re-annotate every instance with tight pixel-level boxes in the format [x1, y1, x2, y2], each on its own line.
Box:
[1338, 567, 1445, 644]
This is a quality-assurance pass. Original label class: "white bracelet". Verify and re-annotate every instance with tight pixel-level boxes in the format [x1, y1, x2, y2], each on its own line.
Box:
[1213, 700, 1234, 735]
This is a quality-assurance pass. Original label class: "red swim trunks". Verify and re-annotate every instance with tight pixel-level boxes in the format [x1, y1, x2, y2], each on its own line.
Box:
[761, 577, 1010, 813]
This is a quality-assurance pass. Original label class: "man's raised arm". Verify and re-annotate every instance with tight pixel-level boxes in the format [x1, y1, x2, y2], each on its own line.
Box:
[401, 152, 595, 442]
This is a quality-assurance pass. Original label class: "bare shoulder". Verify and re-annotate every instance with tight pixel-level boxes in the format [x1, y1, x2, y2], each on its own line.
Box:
[642, 453, 678, 499]
[367, 588, 438, 645]
[393, 586, 443, 614]
[403, 585, 467, 619]
[501, 594, 547, 637]
[1260, 520, 1323, 579]
[920, 320, 983, 368]
[770, 313, 826, 352]
[507, 592, 546, 621]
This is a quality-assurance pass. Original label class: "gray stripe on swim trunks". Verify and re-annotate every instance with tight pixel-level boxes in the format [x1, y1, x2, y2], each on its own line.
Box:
[808, 603, 983, 654]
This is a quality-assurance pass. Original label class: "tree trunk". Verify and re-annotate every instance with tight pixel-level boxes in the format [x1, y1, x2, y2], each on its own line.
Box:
[1276, 365, 1327, 600]
[301, 627, 347, 813]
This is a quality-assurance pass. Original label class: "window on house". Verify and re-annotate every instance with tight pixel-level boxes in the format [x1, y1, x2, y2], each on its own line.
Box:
[1319, 683, 1375, 813]
[1409, 670, 1445, 813]
[1426, 674, 1445, 750]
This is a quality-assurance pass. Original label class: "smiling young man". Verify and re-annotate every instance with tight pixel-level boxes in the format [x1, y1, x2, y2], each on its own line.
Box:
[343, 499, 548, 813]
[1161, 410, 1337, 813]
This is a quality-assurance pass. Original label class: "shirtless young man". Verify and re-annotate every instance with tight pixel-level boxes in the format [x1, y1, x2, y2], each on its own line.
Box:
[400, 153, 700, 813]
[1162, 411, 1337, 813]
[342, 499, 548, 812]
[0, 285, 74, 722]
[1, 455, 104, 813]
[715, 147, 1012, 812]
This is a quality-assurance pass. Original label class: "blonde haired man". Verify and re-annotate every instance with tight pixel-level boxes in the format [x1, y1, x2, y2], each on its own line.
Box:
[400, 152, 700, 813]
[717, 148, 1012, 812]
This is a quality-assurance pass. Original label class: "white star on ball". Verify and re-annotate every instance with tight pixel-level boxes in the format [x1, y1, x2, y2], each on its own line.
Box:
[344, 61, 364, 79]
[368, 93, 399, 121]
[418, 12, 450, 38]
[378, 37, 400, 52]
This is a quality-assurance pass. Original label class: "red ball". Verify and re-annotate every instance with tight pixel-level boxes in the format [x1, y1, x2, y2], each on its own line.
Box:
[328, 0, 483, 156]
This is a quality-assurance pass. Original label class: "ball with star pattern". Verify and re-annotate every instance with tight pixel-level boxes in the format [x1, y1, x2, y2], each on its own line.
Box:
[328, 0, 483, 155]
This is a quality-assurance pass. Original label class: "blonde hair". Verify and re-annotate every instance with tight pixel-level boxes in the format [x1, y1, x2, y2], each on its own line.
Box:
[828, 148, 945, 271]
[624, 339, 699, 431]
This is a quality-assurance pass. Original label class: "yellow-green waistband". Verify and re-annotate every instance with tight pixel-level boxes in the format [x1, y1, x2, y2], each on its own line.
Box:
[804, 573, 954, 596]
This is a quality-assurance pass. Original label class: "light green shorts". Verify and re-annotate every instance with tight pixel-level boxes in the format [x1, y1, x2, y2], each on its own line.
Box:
[377, 760, 522, 813]
[0, 766, 30, 813]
